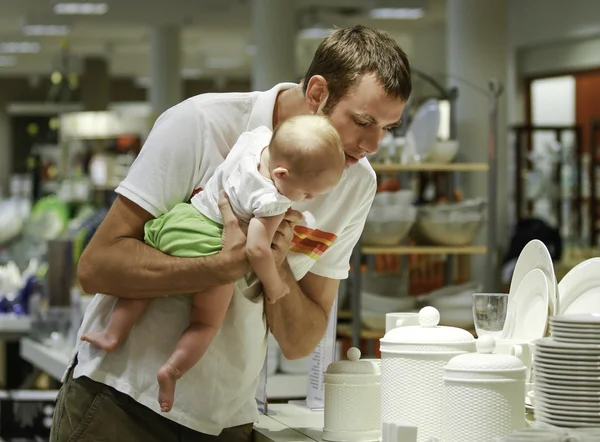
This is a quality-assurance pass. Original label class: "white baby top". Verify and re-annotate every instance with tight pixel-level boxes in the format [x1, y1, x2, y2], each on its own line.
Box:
[191, 126, 292, 224]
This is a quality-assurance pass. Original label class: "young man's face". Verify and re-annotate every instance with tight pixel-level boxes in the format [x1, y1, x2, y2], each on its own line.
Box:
[326, 73, 406, 168]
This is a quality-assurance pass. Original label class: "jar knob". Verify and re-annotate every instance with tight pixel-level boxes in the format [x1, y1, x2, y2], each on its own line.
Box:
[418, 306, 440, 327]
[347, 347, 361, 362]
[476, 335, 496, 354]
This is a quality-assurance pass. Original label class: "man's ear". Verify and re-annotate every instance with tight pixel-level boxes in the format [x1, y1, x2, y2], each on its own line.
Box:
[305, 75, 329, 114]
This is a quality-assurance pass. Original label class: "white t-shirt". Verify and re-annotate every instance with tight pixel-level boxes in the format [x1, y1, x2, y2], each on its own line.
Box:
[69, 83, 377, 435]
[191, 126, 291, 224]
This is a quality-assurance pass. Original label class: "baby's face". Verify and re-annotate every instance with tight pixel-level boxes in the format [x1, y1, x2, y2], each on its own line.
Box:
[276, 169, 342, 202]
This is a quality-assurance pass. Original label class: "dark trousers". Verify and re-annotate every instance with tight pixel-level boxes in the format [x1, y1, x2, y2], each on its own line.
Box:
[50, 360, 254, 442]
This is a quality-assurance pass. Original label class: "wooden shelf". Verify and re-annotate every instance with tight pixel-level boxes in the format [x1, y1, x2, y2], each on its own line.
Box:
[360, 245, 487, 255]
[337, 324, 384, 340]
[371, 162, 489, 173]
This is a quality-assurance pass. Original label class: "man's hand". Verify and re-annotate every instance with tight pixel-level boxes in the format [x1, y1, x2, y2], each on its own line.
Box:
[218, 191, 250, 280]
[272, 208, 302, 267]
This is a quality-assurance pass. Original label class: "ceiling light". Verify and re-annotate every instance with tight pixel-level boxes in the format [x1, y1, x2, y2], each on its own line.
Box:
[182, 68, 202, 79]
[0, 42, 41, 54]
[369, 8, 424, 19]
[22, 25, 71, 36]
[0, 56, 17, 67]
[53, 2, 109, 15]
[205, 57, 241, 70]
[298, 27, 334, 39]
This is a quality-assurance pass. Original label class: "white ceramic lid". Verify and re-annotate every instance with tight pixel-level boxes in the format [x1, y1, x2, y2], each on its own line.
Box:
[380, 306, 475, 345]
[326, 348, 381, 375]
[445, 335, 525, 372]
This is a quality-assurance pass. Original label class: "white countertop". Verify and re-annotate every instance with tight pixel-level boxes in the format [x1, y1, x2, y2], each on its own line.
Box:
[255, 403, 325, 442]
[0, 315, 31, 337]
[18, 337, 308, 399]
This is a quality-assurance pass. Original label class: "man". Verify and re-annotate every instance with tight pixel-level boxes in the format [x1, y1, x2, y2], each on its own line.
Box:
[50, 25, 411, 442]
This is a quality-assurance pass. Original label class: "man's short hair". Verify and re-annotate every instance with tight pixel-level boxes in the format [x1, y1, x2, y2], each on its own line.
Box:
[302, 25, 412, 113]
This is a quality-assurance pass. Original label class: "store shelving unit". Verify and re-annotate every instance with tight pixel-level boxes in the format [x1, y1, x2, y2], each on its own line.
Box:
[346, 81, 503, 348]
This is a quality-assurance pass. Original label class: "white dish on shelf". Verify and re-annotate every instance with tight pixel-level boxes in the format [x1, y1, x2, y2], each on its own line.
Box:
[404, 98, 440, 163]
[507, 240, 557, 334]
[504, 269, 549, 341]
[557, 258, 600, 315]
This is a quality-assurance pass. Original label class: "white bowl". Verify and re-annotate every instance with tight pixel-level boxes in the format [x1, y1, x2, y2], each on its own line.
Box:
[429, 140, 459, 164]
[373, 190, 415, 207]
[361, 310, 386, 331]
[361, 290, 417, 313]
[362, 272, 408, 297]
[362, 205, 417, 246]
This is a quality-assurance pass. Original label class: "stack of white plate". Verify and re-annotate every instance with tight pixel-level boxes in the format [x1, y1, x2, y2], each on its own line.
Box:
[533, 313, 600, 428]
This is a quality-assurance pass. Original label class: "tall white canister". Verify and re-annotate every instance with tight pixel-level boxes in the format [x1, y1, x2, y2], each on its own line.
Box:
[379, 306, 476, 442]
[443, 335, 527, 442]
[323, 347, 381, 442]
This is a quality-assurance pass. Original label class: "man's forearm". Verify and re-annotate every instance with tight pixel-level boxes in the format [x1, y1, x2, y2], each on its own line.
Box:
[265, 261, 329, 360]
[78, 237, 240, 299]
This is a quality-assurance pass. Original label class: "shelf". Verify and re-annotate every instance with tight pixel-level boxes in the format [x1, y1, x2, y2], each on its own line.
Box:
[337, 324, 384, 340]
[371, 162, 489, 173]
[19, 337, 70, 381]
[360, 245, 487, 255]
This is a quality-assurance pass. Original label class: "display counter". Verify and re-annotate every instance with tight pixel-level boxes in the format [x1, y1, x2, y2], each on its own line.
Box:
[18, 337, 308, 399]
[254, 403, 324, 442]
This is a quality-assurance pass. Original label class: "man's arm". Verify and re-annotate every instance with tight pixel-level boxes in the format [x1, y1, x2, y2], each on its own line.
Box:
[77, 193, 249, 298]
[265, 266, 339, 360]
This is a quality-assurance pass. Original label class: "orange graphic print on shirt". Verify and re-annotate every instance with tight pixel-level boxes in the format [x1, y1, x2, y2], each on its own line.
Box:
[290, 226, 337, 261]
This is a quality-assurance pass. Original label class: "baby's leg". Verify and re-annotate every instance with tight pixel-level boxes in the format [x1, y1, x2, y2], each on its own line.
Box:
[81, 298, 152, 351]
[157, 284, 235, 412]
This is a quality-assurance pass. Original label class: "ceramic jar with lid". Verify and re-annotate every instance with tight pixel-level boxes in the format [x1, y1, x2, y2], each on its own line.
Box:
[443, 335, 527, 442]
[322, 347, 381, 442]
[379, 306, 476, 442]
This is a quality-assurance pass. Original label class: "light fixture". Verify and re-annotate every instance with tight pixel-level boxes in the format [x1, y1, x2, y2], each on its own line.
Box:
[22, 14, 72, 35]
[23, 25, 71, 36]
[369, 8, 424, 19]
[182, 68, 202, 79]
[298, 27, 334, 39]
[205, 57, 241, 70]
[0, 55, 17, 67]
[53, 1, 109, 15]
[0, 42, 41, 54]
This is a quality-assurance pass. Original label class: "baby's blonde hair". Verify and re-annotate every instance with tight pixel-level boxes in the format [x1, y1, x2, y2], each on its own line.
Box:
[270, 115, 345, 178]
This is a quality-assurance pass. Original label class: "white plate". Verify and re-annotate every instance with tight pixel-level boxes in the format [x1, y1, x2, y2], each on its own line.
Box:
[534, 394, 600, 407]
[537, 401, 600, 416]
[535, 366, 600, 379]
[536, 410, 600, 424]
[553, 336, 600, 345]
[535, 350, 600, 361]
[508, 240, 557, 332]
[535, 378, 600, 397]
[506, 268, 549, 341]
[535, 337, 600, 351]
[550, 327, 600, 336]
[535, 356, 600, 367]
[535, 374, 600, 387]
[535, 359, 600, 370]
[558, 259, 600, 315]
[551, 313, 600, 326]
[536, 382, 600, 396]
[405, 98, 440, 162]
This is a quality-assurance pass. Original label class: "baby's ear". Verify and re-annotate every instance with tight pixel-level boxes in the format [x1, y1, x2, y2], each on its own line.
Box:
[273, 167, 289, 179]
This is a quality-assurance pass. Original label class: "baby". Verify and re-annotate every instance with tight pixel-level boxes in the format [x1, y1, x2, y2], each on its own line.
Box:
[81, 114, 346, 412]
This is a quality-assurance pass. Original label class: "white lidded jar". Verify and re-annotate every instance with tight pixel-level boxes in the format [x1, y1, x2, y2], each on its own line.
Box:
[379, 306, 476, 442]
[443, 335, 527, 442]
[323, 347, 381, 442]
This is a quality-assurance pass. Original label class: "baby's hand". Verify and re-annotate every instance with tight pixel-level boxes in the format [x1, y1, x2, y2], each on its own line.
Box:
[266, 280, 290, 304]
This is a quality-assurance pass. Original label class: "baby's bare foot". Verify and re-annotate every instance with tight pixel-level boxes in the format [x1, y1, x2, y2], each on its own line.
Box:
[157, 363, 180, 413]
[80, 332, 120, 352]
